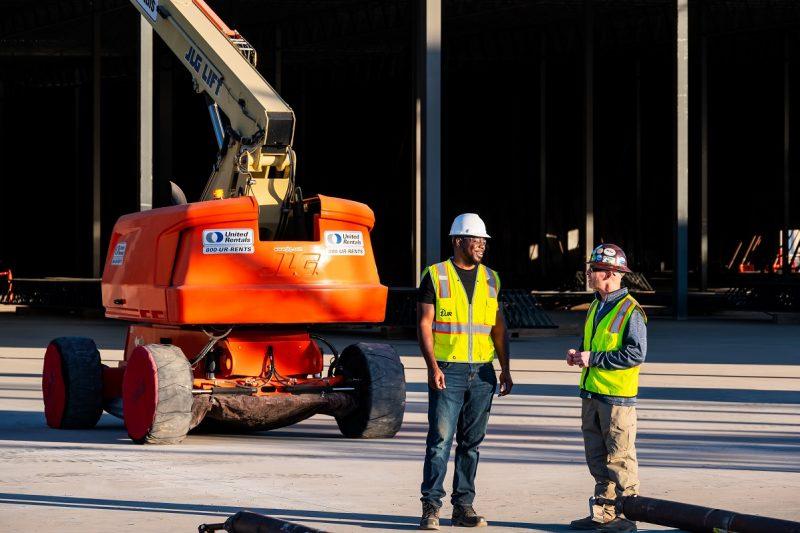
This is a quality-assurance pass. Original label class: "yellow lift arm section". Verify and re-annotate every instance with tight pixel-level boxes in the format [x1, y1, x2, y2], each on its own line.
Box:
[130, 0, 296, 233]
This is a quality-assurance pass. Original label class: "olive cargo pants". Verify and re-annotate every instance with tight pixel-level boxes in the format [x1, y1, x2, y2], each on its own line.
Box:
[581, 397, 639, 521]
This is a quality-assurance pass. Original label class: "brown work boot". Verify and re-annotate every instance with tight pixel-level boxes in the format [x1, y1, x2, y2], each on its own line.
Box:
[598, 517, 637, 532]
[569, 515, 603, 530]
[451, 504, 488, 527]
[419, 502, 440, 530]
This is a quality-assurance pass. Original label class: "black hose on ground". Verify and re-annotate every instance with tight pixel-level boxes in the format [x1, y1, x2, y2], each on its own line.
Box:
[619, 495, 800, 533]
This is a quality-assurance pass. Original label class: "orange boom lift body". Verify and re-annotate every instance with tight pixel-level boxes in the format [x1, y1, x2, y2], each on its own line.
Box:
[41, 0, 405, 444]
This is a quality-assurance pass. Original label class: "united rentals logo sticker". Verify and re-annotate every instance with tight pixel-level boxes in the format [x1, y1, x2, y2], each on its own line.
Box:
[202, 229, 254, 254]
[111, 242, 127, 266]
[324, 231, 365, 256]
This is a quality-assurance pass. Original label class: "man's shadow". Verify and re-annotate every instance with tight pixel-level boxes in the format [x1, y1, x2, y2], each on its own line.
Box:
[0, 492, 573, 531]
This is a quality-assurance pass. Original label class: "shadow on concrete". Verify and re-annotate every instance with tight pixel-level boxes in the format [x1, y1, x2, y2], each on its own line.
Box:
[406, 382, 800, 404]
[2, 310, 800, 366]
[0, 396, 40, 401]
[0, 313, 126, 350]
[1, 410, 797, 474]
[0, 410, 128, 445]
[507, 320, 800, 365]
[0, 492, 556, 531]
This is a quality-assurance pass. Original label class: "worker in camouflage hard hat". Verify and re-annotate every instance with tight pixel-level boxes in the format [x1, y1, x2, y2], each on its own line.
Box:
[416, 213, 512, 530]
[567, 244, 647, 532]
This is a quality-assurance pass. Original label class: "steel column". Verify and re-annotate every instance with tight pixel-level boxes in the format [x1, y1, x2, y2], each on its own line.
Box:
[91, 7, 102, 278]
[274, 27, 282, 93]
[584, 0, 595, 283]
[139, 17, 153, 212]
[414, 0, 442, 284]
[700, 34, 708, 290]
[158, 49, 174, 206]
[635, 59, 643, 265]
[783, 33, 791, 277]
[675, 0, 689, 319]
[73, 73, 82, 274]
[539, 35, 548, 279]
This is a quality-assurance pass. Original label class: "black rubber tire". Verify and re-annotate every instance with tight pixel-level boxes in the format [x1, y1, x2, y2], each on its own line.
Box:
[128, 344, 193, 445]
[334, 343, 406, 438]
[47, 337, 104, 429]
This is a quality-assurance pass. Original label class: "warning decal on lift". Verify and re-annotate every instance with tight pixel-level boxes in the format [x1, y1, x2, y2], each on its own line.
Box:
[324, 231, 365, 256]
[111, 242, 127, 266]
[202, 229, 254, 254]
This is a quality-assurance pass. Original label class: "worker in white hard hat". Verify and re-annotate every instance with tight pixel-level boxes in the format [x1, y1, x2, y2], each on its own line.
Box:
[417, 213, 513, 530]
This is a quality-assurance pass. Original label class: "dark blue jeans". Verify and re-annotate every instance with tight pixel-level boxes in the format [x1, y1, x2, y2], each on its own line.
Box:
[421, 361, 497, 508]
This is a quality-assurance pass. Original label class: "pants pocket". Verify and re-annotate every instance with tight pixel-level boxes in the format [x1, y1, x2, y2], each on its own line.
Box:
[608, 406, 636, 456]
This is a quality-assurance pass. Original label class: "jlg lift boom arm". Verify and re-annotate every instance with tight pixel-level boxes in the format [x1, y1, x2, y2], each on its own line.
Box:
[130, 0, 296, 224]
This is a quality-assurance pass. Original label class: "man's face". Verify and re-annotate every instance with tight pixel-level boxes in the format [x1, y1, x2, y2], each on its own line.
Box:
[456, 236, 487, 264]
[586, 266, 608, 289]
[586, 266, 619, 290]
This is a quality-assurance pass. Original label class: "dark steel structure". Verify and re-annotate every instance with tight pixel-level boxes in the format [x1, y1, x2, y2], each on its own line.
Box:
[0, 1, 798, 316]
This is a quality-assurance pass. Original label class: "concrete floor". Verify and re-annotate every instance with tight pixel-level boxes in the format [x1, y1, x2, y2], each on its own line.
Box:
[0, 308, 799, 532]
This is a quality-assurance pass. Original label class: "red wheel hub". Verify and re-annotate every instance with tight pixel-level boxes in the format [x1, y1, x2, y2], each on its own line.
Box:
[42, 343, 66, 428]
[122, 346, 159, 441]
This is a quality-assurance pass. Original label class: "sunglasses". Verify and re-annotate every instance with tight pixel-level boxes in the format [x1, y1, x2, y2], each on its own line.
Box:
[459, 237, 488, 246]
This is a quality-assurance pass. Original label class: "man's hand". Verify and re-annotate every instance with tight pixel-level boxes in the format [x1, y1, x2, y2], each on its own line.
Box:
[566, 348, 577, 366]
[498, 370, 513, 396]
[574, 351, 591, 368]
[428, 367, 446, 390]
[567, 349, 591, 368]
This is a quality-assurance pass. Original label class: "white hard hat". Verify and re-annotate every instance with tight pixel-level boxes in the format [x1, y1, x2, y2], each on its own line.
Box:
[449, 213, 491, 238]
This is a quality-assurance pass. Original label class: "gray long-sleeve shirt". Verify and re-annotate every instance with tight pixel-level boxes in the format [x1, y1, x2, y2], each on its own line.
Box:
[579, 287, 647, 406]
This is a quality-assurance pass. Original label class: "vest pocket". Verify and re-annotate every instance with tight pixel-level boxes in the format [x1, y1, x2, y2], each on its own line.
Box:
[484, 299, 498, 326]
[474, 334, 496, 361]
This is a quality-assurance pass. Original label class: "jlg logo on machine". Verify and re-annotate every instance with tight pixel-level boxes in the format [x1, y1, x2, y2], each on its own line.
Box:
[184, 46, 224, 97]
[135, 0, 158, 21]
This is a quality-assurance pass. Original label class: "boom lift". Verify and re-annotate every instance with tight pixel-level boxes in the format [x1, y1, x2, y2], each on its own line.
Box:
[40, 0, 406, 444]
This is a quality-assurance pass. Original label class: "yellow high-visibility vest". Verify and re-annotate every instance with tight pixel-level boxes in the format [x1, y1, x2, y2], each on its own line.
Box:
[423, 260, 500, 363]
[580, 294, 646, 397]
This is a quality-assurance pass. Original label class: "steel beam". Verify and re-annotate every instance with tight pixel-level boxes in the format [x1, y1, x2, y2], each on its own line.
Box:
[139, 17, 153, 212]
[414, 0, 442, 284]
[92, 8, 102, 278]
[584, 0, 595, 284]
[675, 0, 689, 319]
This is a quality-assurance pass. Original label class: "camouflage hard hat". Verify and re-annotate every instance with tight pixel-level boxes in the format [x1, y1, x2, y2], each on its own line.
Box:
[587, 243, 632, 273]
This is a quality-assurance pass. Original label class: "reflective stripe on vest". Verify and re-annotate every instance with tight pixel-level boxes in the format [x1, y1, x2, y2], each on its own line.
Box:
[427, 260, 500, 363]
[609, 298, 634, 333]
[434, 262, 451, 298]
[432, 322, 493, 335]
[580, 295, 644, 397]
[485, 266, 498, 298]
